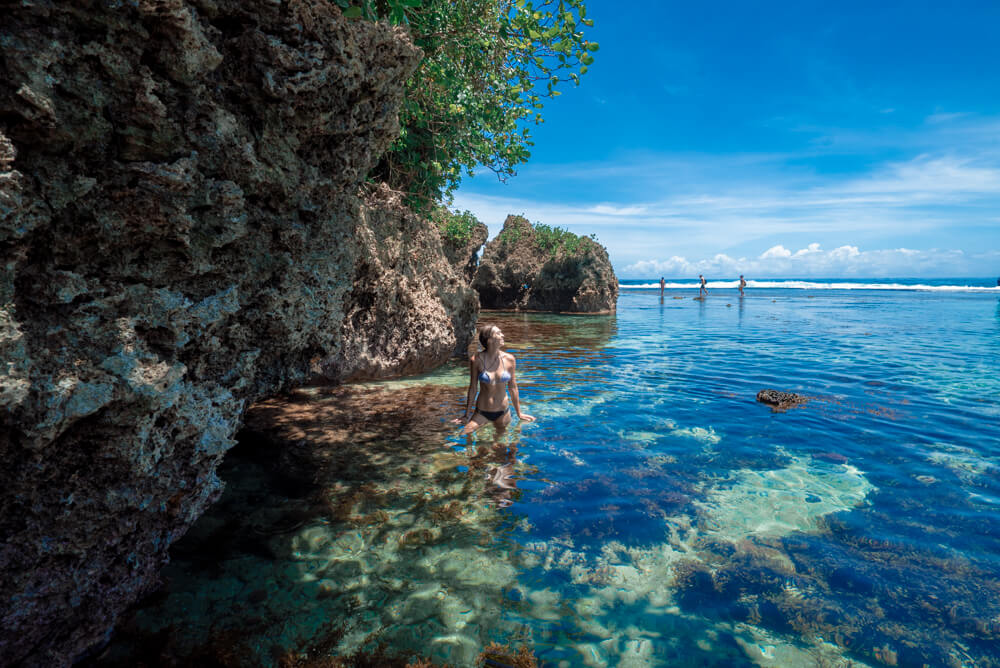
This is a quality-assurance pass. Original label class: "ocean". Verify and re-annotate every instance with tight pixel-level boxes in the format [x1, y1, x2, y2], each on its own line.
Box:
[99, 280, 1000, 667]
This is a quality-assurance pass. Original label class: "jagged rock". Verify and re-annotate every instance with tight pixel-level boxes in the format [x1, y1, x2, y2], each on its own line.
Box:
[473, 214, 618, 312]
[0, 3, 474, 665]
[756, 389, 808, 410]
[316, 185, 479, 377]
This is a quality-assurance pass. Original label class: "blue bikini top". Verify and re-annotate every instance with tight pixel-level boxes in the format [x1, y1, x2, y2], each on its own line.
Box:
[478, 356, 511, 384]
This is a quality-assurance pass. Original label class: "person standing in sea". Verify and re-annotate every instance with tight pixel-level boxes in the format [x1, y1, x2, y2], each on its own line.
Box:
[739, 274, 747, 296]
[699, 274, 708, 297]
[659, 276, 666, 297]
[453, 324, 535, 435]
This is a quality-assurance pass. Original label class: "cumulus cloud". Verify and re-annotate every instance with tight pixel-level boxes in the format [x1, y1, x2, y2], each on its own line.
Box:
[760, 245, 792, 259]
[621, 244, 992, 279]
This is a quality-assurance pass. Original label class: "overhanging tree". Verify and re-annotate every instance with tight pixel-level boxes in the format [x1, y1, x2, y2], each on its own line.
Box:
[337, 0, 598, 205]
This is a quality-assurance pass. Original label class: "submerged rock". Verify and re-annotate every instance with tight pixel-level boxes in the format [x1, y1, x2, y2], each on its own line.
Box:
[756, 389, 808, 410]
[0, 3, 472, 665]
[473, 214, 618, 312]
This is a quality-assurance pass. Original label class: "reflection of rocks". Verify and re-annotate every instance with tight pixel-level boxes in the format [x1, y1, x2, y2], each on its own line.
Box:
[473, 215, 618, 312]
[475, 310, 617, 356]
[0, 3, 479, 664]
[756, 389, 808, 410]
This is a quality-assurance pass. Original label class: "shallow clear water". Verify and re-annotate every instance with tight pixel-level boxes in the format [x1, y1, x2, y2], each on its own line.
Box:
[102, 288, 1000, 667]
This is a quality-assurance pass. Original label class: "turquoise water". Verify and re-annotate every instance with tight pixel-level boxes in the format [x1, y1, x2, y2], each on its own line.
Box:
[101, 286, 1000, 667]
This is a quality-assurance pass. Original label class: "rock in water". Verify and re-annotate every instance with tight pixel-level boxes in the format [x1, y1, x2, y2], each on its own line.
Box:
[0, 3, 475, 665]
[756, 389, 808, 410]
[472, 215, 618, 312]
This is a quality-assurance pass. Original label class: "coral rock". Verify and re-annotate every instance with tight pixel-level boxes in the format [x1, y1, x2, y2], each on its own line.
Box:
[0, 2, 471, 665]
[756, 389, 808, 410]
[472, 214, 618, 312]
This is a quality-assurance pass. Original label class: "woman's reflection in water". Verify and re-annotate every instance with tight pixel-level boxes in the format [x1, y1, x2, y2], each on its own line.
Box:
[467, 432, 521, 508]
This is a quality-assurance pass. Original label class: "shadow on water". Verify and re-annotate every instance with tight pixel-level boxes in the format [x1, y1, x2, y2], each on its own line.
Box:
[95, 380, 542, 666]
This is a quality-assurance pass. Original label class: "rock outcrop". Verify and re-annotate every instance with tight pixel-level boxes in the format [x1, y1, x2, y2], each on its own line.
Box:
[473, 214, 618, 312]
[440, 215, 489, 284]
[319, 185, 479, 376]
[756, 389, 808, 411]
[0, 2, 474, 665]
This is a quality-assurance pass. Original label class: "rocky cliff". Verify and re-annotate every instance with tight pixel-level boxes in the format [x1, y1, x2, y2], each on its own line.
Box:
[438, 212, 489, 284]
[0, 2, 475, 665]
[473, 214, 618, 312]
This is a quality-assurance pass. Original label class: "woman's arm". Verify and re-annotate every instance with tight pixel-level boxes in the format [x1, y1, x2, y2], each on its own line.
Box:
[507, 355, 535, 422]
[452, 354, 478, 424]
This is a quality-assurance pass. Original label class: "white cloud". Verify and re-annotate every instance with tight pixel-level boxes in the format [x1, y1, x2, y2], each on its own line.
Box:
[588, 204, 649, 216]
[452, 112, 1000, 274]
[760, 245, 792, 259]
[843, 156, 1000, 197]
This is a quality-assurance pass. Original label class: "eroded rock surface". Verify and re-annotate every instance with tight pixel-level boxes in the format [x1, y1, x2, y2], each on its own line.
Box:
[0, 2, 471, 665]
[473, 214, 618, 312]
[319, 185, 479, 378]
[440, 217, 489, 283]
[756, 389, 808, 411]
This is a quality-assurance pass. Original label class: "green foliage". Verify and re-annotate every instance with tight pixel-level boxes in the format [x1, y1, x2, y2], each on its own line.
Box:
[532, 223, 590, 257]
[497, 227, 522, 246]
[432, 207, 481, 245]
[346, 0, 598, 205]
[497, 218, 594, 258]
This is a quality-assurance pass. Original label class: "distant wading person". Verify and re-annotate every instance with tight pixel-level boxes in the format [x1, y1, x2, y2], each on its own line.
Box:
[699, 274, 708, 297]
[659, 276, 666, 297]
[454, 324, 535, 435]
[739, 274, 747, 296]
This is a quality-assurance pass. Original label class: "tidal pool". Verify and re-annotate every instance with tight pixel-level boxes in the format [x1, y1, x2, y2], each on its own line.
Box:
[99, 289, 1000, 667]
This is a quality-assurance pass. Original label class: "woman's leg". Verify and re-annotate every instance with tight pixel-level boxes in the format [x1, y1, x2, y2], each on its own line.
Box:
[459, 412, 490, 436]
[493, 409, 513, 436]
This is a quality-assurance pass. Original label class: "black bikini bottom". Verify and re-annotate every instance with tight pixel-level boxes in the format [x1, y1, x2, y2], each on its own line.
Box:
[476, 407, 509, 421]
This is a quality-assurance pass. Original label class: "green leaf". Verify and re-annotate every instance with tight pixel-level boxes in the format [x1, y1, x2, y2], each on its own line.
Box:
[581, 53, 595, 65]
[341, 6, 362, 18]
[585, 41, 599, 51]
[367, 0, 598, 204]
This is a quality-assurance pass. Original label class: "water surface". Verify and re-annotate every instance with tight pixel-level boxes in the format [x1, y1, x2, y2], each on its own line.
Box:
[101, 287, 1000, 667]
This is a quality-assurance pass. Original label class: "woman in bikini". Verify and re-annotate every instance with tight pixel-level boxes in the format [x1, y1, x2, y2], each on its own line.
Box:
[453, 324, 535, 435]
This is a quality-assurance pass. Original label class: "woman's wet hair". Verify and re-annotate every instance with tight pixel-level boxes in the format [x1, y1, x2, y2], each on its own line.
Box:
[478, 324, 498, 350]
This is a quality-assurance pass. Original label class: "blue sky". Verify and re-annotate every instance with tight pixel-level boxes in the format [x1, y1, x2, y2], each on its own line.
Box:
[452, 0, 1000, 278]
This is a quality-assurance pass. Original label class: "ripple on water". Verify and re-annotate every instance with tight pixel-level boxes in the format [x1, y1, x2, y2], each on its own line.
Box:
[100, 294, 1000, 667]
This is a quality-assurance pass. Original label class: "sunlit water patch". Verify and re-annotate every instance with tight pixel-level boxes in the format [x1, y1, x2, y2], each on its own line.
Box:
[98, 289, 1000, 667]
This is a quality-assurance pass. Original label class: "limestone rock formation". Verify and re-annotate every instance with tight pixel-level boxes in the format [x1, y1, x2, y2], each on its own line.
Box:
[473, 214, 618, 312]
[440, 216, 489, 283]
[319, 185, 479, 376]
[0, 2, 473, 665]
